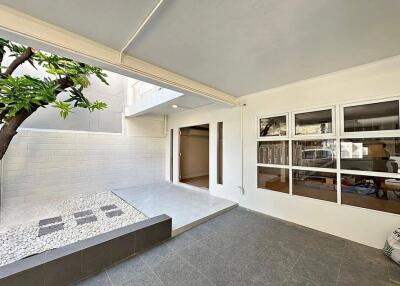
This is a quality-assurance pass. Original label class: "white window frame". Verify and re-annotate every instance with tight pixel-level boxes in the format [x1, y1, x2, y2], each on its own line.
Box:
[257, 113, 289, 141]
[291, 106, 335, 139]
[256, 165, 290, 196]
[291, 168, 338, 202]
[255, 96, 400, 216]
[339, 138, 400, 179]
[291, 138, 338, 171]
[340, 97, 400, 138]
[256, 113, 290, 194]
[257, 141, 290, 167]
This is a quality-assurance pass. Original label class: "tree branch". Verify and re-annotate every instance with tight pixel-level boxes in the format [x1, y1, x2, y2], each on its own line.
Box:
[0, 107, 37, 160]
[57, 76, 74, 91]
[0, 44, 5, 78]
[4, 47, 34, 76]
[0, 46, 5, 69]
[0, 109, 8, 123]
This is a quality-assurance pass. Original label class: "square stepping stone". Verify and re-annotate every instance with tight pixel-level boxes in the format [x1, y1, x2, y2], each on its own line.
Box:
[38, 223, 64, 237]
[106, 209, 124, 218]
[76, 215, 97, 225]
[39, 216, 62, 227]
[100, 204, 117, 212]
[73, 209, 93, 219]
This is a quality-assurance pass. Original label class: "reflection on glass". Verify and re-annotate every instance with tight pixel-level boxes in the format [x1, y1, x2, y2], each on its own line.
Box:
[341, 174, 400, 214]
[259, 116, 287, 137]
[258, 141, 289, 165]
[258, 167, 289, 193]
[344, 100, 399, 132]
[293, 170, 337, 202]
[295, 109, 332, 135]
[341, 138, 400, 173]
[292, 140, 336, 168]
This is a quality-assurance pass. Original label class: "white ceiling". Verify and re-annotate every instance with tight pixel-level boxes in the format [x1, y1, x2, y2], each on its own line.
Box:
[0, 0, 160, 50]
[2, 0, 400, 97]
[145, 94, 216, 116]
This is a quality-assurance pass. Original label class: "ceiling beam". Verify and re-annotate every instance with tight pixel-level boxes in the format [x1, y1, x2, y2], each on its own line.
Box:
[119, 0, 165, 63]
[0, 4, 238, 106]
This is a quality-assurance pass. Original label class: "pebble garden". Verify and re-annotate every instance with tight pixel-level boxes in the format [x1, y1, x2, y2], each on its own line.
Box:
[0, 192, 147, 266]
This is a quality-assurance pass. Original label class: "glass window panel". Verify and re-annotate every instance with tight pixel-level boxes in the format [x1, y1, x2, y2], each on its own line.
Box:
[258, 141, 289, 165]
[295, 109, 332, 135]
[259, 116, 287, 137]
[343, 100, 399, 132]
[258, 167, 289, 193]
[293, 170, 337, 202]
[341, 174, 400, 214]
[292, 140, 336, 168]
[341, 138, 400, 174]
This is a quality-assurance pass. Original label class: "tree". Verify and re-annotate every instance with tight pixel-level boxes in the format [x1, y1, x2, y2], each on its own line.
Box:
[0, 38, 109, 160]
[260, 118, 279, 136]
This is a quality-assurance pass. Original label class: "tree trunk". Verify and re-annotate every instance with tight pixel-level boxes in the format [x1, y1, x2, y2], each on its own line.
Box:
[0, 108, 36, 160]
[0, 76, 73, 160]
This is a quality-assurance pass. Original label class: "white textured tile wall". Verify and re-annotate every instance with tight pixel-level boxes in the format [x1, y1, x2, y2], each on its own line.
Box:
[1, 129, 166, 209]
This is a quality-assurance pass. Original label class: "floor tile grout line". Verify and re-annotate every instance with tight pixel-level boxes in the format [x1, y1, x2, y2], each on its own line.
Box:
[139, 256, 167, 286]
[384, 244, 396, 284]
[187, 223, 270, 260]
[289, 252, 302, 273]
[335, 240, 348, 286]
[187, 228, 260, 264]
[105, 270, 114, 286]
[183, 229, 273, 286]
[172, 233, 248, 285]
[186, 232, 223, 257]
[278, 249, 303, 286]
[169, 242, 218, 286]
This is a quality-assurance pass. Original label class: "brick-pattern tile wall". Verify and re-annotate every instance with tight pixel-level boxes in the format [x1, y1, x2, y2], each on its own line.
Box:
[1, 130, 165, 207]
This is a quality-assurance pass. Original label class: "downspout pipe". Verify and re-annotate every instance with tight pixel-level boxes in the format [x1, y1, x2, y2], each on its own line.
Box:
[239, 103, 246, 197]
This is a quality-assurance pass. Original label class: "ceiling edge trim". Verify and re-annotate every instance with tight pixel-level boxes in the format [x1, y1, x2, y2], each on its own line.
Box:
[119, 0, 165, 62]
[0, 5, 238, 106]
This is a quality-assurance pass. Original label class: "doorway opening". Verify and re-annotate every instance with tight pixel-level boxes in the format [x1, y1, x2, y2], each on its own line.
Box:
[179, 124, 209, 189]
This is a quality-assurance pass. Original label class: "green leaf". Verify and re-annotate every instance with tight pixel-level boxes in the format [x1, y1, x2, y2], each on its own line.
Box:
[0, 37, 109, 121]
[52, 101, 72, 119]
[88, 101, 107, 112]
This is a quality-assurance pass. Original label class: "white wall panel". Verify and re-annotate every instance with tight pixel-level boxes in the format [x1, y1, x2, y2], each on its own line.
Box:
[168, 56, 400, 248]
[2, 129, 166, 210]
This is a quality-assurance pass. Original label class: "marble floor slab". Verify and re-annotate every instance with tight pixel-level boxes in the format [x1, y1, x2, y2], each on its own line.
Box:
[113, 182, 237, 235]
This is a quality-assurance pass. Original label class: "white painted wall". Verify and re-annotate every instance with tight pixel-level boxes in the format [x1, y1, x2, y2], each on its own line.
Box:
[168, 104, 243, 203]
[124, 114, 166, 138]
[1, 128, 165, 225]
[168, 56, 400, 249]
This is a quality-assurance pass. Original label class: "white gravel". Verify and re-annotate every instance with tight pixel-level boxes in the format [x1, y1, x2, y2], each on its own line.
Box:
[0, 192, 147, 267]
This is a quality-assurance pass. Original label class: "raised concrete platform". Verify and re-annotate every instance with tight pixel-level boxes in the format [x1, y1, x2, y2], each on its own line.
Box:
[0, 215, 171, 286]
[113, 182, 238, 236]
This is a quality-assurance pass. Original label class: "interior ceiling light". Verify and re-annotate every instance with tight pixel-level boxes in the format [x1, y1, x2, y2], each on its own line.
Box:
[171, 104, 178, 108]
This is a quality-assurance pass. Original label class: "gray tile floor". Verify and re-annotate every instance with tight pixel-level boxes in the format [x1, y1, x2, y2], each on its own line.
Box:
[113, 182, 237, 235]
[74, 207, 400, 286]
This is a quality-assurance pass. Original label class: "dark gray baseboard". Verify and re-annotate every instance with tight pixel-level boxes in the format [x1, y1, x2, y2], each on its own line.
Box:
[0, 214, 172, 286]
